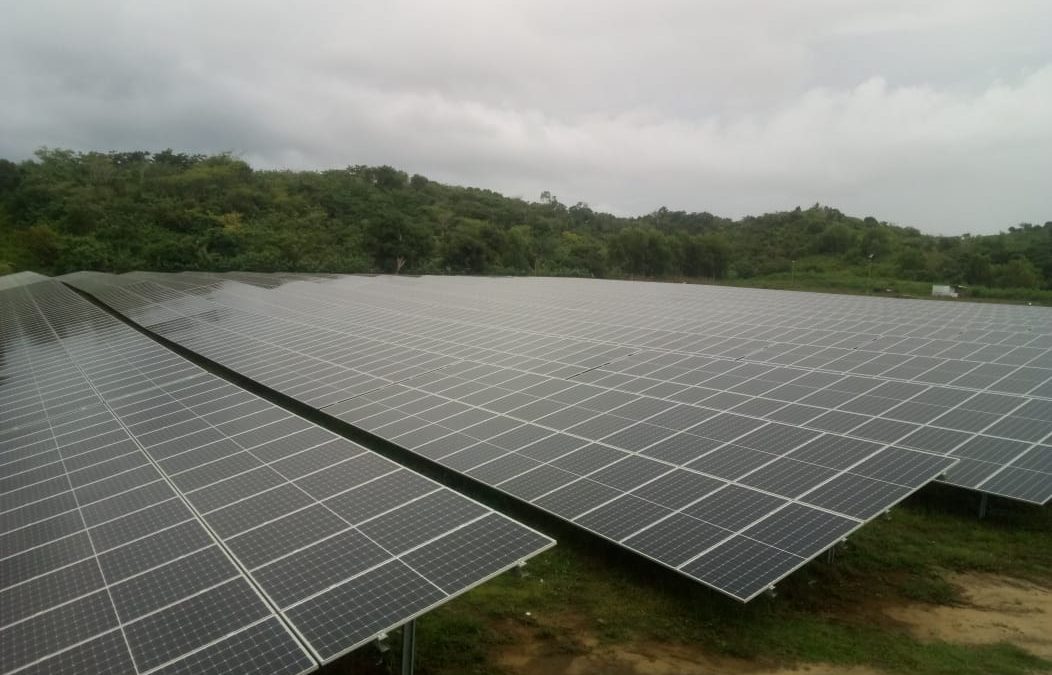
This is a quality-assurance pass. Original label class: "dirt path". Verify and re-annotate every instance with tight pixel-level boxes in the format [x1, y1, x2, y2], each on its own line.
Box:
[885, 572, 1052, 660]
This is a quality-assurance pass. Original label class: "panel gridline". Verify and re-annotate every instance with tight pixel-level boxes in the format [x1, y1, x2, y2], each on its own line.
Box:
[1, 279, 552, 673]
[0, 282, 312, 675]
[63, 272, 1010, 601]
[65, 271, 963, 597]
[115, 271, 1052, 505]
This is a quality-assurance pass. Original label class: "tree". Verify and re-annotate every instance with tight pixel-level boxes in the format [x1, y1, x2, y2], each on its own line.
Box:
[1, 148, 1048, 301]
[364, 212, 433, 273]
[443, 220, 496, 274]
[959, 251, 993, 286]
[22, 224, 61, 266]
[0, 159, 20, 194]
[553, 232, 606, 277]
[860, 227, 891, 258]
[677, 233, 729, 279]
[501, 225, 535, 272]
[994, 258, 1040, 289]
[370, 166, 408, 190]
[608, 228, 672, 277]
[818, 223, 855, 255]
[895, 248, 926, 280]
[568, 202, 594, 228]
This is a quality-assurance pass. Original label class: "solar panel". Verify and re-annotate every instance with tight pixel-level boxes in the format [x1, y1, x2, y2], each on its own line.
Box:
[1, 281, 312, 675]
[119, 270, 1048, 505]
[0, 271, 49, 291]
[1, 279, 553, 673]
[65, 274, 1041, 602]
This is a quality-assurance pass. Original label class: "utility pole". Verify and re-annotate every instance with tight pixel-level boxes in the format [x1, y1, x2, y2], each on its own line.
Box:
[866, 253, 874, 294]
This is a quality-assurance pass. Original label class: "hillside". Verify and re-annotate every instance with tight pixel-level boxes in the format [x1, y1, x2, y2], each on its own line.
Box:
[1, 149, 1049, 302]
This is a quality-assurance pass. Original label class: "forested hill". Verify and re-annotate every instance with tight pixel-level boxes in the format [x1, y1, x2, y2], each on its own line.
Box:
[1, 149, 1050, 301]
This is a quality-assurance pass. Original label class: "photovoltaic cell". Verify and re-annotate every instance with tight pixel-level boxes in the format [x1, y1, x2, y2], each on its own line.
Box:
[64, 271, 1049, 602]
[1, 278, 552, 674]
[1, 280, 304, 675]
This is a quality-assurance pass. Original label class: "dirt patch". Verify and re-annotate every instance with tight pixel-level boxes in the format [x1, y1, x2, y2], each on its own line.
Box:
[495, 573, 1052, 675]
[501, 644, 884, 675]
[495, 615, 882, 675]
[756, 667, 881, 675]
[885, 573, 1052, 660]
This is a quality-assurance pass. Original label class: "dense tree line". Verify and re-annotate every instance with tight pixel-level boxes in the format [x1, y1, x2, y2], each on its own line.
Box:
[1, 149, 1049, 301]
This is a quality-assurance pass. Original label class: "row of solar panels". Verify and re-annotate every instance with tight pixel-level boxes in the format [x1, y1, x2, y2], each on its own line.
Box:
[10, 262, 1052, 675]
[305, 274, 1052, 393]
[302, 273, 1052, 379]
[0, 278, 553, 674]
[394, 274, 1051, 346]
[63, 271, 1046, 603]
[74, 272, 1051, 506]
[154, 271, 1050, 503]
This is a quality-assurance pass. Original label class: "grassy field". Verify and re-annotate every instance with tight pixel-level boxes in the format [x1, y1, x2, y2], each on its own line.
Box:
[327, 486, 1051, 675]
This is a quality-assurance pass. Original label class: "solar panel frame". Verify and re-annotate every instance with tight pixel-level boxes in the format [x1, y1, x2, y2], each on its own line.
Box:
[1, 283, 314, 675]
[2, 279, 553, 672]
[65, 272, 1045, 601]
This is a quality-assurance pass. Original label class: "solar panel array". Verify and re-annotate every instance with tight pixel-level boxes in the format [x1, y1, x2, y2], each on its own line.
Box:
[64, 273, 1026, 602]
[1, 281, 312, 675]
[0, 271, 48, 291]
[130, 271, 1052, 504]
[1, 278, 552, 674]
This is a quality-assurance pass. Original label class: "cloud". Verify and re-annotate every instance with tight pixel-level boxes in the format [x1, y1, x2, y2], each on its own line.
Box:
[1, 0, 1050, 233]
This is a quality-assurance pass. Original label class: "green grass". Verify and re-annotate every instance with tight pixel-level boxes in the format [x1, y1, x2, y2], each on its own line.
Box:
[354, 488, 1052, 675]
[840, 488, 1052, 593]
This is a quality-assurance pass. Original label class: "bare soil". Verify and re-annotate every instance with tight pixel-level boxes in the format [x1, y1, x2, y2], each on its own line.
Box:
[495, 614, 882, 675]
[496, 573, 1052, 675]
[498, 638, 883, 675]
[884, 573, 1052, 660]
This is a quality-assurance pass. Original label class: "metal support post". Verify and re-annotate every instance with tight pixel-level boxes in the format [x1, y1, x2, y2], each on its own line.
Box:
[401, 619, 417, 675]
[978, 493, 989, 520]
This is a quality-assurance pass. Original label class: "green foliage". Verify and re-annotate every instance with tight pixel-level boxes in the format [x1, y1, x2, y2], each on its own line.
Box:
[895, 248, 926, 279]
[364, 212, 433, 273]
[1, 149, 1050, 302]
[608, 227, 673, 276]
[995, 257, 1041, 289]
[819, 222, 856, 254]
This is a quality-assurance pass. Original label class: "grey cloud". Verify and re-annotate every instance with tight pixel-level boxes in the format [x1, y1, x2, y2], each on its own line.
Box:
[2, 0, 1050, 234]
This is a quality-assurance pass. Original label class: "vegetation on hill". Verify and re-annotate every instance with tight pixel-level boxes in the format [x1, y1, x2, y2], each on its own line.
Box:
[1, 149, 1049, 302]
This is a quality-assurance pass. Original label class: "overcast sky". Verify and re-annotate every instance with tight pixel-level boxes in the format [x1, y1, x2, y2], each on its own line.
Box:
[2, 1, 1051, 234]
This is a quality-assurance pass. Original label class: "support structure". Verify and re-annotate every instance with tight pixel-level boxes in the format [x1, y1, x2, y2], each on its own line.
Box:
[978, 492, 989, 519]
[401, 619, 417, 675]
